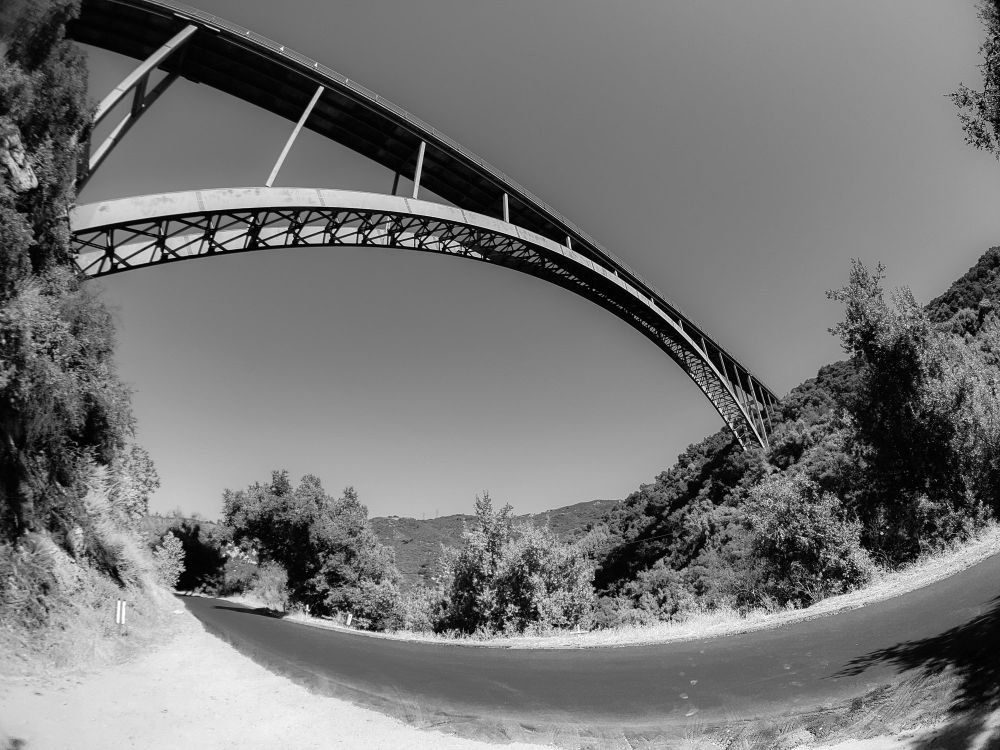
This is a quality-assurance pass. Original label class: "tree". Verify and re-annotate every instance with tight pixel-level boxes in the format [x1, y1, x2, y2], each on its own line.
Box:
[743, 474, 873, 607]
[952, 1, 1000, 158]
[828, 260, 1000, 560]
[437, 493, 595, 635]
[108, 444, 160, 530]
[0, 0, 152, 550]
[222, 472, 402, 627]
[152, 531, 184, 589]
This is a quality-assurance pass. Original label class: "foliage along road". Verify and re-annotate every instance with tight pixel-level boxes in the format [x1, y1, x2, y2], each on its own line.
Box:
[181, 552, 1000, 739]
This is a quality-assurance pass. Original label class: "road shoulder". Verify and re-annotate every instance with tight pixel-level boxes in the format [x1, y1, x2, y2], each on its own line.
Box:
[0, 607, 550, 750]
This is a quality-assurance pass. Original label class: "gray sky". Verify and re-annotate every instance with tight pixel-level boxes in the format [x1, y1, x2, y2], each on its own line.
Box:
[79, 1, 1000, 520]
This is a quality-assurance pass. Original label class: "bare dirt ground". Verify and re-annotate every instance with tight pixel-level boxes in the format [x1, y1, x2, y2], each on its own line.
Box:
[1, 606, 998, 749]
[3, 527, 1000, 749]
[0, 609, 549, 750]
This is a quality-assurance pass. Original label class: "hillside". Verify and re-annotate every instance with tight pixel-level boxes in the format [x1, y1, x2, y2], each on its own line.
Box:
[586, 248, 1000, 624]
[146, 500, 617, 589]
[371, 499, 617, 586]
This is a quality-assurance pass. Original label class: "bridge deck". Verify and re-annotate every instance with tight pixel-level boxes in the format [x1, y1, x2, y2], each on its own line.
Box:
[69, 0, 779, 448]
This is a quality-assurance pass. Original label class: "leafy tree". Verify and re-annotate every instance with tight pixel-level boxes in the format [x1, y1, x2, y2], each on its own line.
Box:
[742, 474, 873, 607]
[951, 1, 1000, 159]
[249, 560, 288, 611]
[108, 444, 160, 530]
[0, 0, 152, 553]
[828, 260, 1000, 560]
[0, 267, 134, 540]
[222, 472, 402, 627]
[437, 493, 595, 635]
[152, 531, 184, 588]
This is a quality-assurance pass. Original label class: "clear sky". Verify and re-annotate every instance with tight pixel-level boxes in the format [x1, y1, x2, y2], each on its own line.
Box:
[78, 1, 1000, 520]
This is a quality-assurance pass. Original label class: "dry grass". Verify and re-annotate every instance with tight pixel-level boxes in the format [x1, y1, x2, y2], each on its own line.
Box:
[0, 495, 185, 685]
[0, 571, 180, 685]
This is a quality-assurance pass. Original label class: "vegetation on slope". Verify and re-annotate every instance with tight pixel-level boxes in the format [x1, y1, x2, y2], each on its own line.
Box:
[137, 0, 1000, 642]
[169, 248, 1000, 636]
[0, 0, 174, 675]
[586, 254, 1000, 627]
[371, 498, 615, 587]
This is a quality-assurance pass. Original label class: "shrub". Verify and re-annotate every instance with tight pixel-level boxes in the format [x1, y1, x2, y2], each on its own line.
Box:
[624, 561, 697, 622]
[247, 560, 288, 611]
[829, 261, 1000, 560]
[591, 595, 659, 629]
[437, 493, 595, 635]
[223, 473, 402, 626]
[352, 579, 405, 631]
[219, 554, 258, 596]
[744, 474, 873, 607]
[396, 585, 442, 632]
[152, 532, 184, 589]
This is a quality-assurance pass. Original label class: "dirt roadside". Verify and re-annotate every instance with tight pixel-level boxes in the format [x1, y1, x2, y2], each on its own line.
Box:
[1, 605, 996, 750]
[0, 608, 550, 750]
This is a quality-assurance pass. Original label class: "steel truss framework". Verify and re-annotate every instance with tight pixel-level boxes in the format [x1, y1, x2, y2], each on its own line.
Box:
[71, 189, 778, 449]
[69, 0, 780, 449]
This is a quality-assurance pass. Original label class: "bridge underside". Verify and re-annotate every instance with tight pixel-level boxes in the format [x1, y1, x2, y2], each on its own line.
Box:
[69, 0, 779, 449]
[71, 188, 777, 449]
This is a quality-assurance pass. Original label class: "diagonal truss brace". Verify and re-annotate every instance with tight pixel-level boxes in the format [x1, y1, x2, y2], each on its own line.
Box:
[69, 188, 779, 450]
[79, 24, 197, 189]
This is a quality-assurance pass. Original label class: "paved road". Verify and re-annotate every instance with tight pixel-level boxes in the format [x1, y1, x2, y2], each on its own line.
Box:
[181, 553, 1000, 736]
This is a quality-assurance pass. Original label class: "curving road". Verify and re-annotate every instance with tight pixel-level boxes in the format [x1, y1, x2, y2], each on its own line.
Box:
[181, 552, 1000, 738]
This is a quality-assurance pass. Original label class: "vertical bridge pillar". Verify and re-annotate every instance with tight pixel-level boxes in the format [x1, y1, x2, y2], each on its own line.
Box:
[80, 24, 197, 189]
[265, 84, 325, 187]
[411, 140, 426, 199]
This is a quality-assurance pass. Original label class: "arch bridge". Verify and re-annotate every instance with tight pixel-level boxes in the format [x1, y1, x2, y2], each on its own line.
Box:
[68, 0, 779, 449]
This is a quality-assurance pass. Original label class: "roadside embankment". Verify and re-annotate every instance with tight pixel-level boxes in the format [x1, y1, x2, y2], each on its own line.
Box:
[0, 605, 551, 750]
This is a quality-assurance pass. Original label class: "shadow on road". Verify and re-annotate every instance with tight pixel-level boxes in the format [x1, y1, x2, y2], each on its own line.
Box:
[212, 605, 287, 619]
[836, 595, 1000, 749]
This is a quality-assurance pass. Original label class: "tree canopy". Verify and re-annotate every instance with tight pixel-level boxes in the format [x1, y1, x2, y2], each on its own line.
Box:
[952, 1, 1000, 159]
[223, 471, 401, 625]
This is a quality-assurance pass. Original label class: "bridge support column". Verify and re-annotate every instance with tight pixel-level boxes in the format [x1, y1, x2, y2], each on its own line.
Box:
[411, 141, 426, 199]
[502, 192, 510, 222]
[80, 24, 197, 189]
[265, 84, 325, 187]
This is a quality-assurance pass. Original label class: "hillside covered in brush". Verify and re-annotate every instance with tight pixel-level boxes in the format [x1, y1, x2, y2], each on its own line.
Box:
[371, 498, 616, 586]
[0, 0, 179, 675]
[584, 250, 1000, 626]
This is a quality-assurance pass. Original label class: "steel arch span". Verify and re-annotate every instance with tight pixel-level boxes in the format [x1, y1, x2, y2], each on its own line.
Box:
[71, 189, 777, 448]
[68, 0, 779, 448]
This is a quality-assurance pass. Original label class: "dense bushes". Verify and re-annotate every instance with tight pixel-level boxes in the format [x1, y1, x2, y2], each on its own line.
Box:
[742, 475, 873, 606]
[830, 260, 1000, 560]
[435, 493, 595, 635]
[152, 532, 184, 589]
[222, 471, 402, 627]
[0, 2, 173, 672]
[153, 253, 1000, 637]
[587, 254, 1000, 625]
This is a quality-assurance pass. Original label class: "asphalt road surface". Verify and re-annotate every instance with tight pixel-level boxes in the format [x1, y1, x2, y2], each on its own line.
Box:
[181, 553, 1000, 736]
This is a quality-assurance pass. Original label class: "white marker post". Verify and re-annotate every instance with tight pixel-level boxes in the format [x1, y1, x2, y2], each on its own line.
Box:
[115, 598, 127, 633]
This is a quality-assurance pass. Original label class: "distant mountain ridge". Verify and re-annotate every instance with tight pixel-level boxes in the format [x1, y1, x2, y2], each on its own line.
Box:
[371, 498, 617, 586]
[144, 499, 617, 589]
